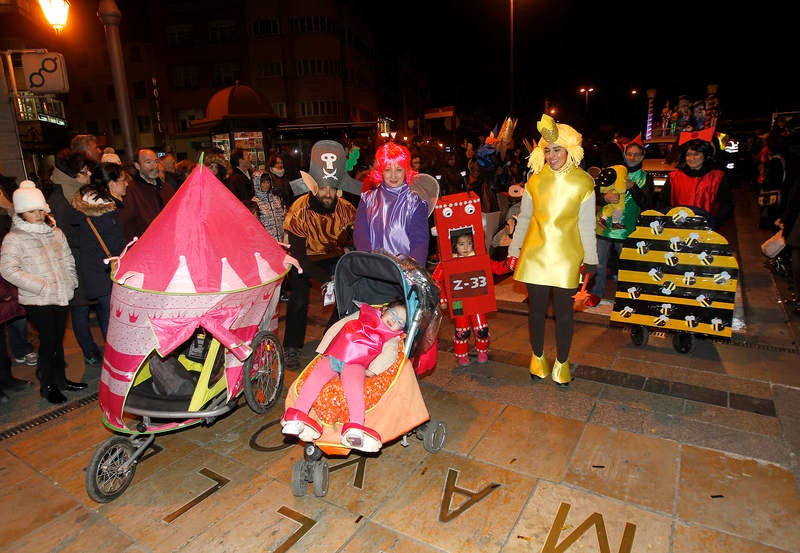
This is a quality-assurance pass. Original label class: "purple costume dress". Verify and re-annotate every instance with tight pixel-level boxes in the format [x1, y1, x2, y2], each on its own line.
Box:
[353, 183, 430, 265]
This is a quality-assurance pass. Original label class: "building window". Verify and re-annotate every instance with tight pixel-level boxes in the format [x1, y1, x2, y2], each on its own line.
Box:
[166, 24, 193, 47]
[297, 99, 341, 117]
[208, 19, 236, 43]
[133, 81, 147, 100]
[137, 115, 152, 133]
[272, 102, 286, 119]
[212, 63, 240, 87]
[172, 65, 200, 90]
[253, 18, 279, 36]
[295, 59, 342, 77]
[288, 16, 336, 34]
[256, 61, 283, 78]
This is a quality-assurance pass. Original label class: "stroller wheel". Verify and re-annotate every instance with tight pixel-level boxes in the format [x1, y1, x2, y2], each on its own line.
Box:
[291, 460, 308, 497]
[311, 460, 329, 497]
[85, 436, 137, 503]
[242, 331, 284, 413]
[422, 420, 447, 453]
[304, 443, 323, 462]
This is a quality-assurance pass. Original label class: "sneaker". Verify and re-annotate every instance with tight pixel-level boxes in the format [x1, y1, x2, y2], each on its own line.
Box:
[284, 347, 300, 370]
[477, 351, 489, 363]
[456, 354, 470, 366]
[14, 352, 38, 366]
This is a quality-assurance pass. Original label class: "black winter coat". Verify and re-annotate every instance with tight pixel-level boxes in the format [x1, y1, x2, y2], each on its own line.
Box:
[71, 191, 126, 300]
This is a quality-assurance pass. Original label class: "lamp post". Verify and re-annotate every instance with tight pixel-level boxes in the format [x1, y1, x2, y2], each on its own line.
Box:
[509, 0, 514, 116]
[98, 0, 137, 160]
[579, 87, 594, 115]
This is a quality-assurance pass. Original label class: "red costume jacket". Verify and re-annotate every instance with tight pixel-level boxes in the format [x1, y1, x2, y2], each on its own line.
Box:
[668, 168, 725, 217]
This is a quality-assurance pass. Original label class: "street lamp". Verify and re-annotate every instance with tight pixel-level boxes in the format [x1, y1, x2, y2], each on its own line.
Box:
[98, 0, 137, 160]
[38, 0, 70, 34]
[579, 87, 594, 116]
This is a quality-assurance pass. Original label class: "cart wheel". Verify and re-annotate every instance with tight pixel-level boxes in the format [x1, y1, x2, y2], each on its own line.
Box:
[311, 460, 329, 497]
[630, 325, 649, 347]
[423, 420, 447, 453]
[85, 436, 137, 503]
[672, 332, 696, 354]
[243, 331, 284, 413]
[291, 460, 308, 497]
[304, 443, 323, 462]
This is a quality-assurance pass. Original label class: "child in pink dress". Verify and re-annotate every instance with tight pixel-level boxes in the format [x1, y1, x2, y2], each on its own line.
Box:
[281, 300, 407, 452]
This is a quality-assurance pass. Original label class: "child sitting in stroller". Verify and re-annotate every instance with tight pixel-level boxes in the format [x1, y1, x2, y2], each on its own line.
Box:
[280, 299, 407, 452]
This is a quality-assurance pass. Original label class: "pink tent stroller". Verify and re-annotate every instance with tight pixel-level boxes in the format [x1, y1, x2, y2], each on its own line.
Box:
[84, 165, 294, 503]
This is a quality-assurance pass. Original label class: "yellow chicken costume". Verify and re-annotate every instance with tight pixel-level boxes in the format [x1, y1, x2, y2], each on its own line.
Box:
[507, 114, 598, 385]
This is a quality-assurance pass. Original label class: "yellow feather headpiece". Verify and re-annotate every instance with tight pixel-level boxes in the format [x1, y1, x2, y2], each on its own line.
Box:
[528, 114, 584, 174]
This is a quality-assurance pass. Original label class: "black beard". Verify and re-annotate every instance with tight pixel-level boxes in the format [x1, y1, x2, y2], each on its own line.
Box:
[308, 191, 337, 214]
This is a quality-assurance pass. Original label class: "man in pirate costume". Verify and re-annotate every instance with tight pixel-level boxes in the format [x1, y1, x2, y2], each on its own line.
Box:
[282, 140, 360, 369]
[507, 114, 598, 386]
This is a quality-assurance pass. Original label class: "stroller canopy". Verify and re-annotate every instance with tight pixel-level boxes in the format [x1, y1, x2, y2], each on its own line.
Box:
[334, 250, 441, 358]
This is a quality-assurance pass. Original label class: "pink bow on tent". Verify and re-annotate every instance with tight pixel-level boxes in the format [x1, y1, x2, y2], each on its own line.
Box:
[148, 305, 254, 362]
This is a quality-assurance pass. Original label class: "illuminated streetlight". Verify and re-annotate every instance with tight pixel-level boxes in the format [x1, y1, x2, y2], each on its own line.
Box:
[579, 87, 595, 116]
[39, 0, 70, 34]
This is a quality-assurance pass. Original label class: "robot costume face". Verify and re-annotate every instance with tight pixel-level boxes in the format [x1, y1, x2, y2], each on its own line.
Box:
[433, 192, 496, 318]
[433, 192, 487, 261]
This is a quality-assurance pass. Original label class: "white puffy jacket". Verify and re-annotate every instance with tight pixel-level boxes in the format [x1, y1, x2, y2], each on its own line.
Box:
[0, 216, 77, 306]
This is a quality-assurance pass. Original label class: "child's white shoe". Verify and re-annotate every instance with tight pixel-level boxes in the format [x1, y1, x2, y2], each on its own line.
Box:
[341, 422, 382, 453]
[281, 407, 322, 441]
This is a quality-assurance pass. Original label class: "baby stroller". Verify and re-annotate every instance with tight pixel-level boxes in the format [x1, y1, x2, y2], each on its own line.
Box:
[285, 250, 445, 497]
[84, 165, 294, 503]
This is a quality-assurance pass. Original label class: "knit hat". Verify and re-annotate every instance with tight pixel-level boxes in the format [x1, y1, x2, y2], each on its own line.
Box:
[13, 180, 50, 213]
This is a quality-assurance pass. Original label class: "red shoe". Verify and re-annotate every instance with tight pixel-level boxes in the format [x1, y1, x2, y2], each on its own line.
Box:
[281, 407, 322, 441]
[341, 422, 382, 452]
[584, 293, 601, 308]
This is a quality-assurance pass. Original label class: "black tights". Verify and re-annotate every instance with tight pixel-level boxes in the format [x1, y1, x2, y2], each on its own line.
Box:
[526, 284, 576, 363]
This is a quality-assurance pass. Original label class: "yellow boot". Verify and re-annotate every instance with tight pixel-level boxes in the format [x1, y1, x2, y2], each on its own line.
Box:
[552, 359, 572, 386]
[529, 353, 550, 381]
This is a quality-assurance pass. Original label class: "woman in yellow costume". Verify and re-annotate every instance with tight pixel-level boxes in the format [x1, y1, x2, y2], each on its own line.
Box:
[506, 114, 598, 386]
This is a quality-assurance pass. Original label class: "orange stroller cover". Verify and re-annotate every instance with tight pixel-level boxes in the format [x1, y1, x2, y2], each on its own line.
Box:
[285, 345, 430, 456]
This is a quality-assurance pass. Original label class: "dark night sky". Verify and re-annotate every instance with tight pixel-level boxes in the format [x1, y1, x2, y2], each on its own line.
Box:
[68, 1, 797, 141]
[389, 0, 796, 138]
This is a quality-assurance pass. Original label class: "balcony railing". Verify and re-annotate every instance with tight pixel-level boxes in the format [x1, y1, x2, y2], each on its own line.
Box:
[14, 92, 67, 126]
